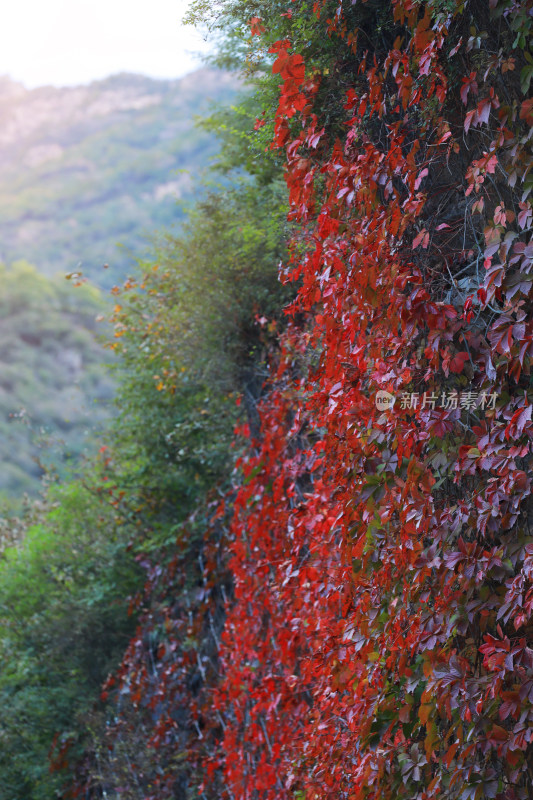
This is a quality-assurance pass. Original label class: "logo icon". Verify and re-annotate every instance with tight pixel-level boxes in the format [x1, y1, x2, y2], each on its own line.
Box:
[375, 390, 395, 411]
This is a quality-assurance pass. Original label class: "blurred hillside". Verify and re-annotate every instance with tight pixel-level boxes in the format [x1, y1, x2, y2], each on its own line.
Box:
[0, 68, 240, 496]
[0, 261, 113, 498]
[0, 69, 240, 287]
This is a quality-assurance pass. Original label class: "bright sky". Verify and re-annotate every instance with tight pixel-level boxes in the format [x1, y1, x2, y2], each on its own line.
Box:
[0, 0, 212, 89]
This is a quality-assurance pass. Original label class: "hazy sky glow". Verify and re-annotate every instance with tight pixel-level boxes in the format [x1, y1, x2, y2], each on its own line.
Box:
[0, 0, 211, 89]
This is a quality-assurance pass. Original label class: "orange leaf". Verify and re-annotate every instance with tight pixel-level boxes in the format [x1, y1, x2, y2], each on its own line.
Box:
[444, 740, 460, 767]
[419, 703, 433, 725]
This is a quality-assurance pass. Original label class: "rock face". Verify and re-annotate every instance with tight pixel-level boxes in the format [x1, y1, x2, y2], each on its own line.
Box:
[0, 69, 241, 286]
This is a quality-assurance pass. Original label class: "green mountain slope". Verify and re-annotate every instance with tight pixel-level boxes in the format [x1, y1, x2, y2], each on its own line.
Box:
[0, 261, 112, 497]
[0, 68, 241, 497]
[0, 69, 240, 287]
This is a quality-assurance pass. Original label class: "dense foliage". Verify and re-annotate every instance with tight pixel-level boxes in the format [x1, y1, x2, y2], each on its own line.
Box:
[1, 0, 532, 798]
[0, 480, 140, 797]
[0, 82, 288, 797]
[211, 0, 533, 798]
[105, 175, 289, 522]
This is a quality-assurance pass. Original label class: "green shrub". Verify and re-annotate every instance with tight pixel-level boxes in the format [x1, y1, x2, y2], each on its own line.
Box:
[0, 481, 141, 799]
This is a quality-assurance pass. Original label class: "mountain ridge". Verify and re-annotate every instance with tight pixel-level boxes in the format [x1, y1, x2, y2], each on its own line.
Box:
[0, 68, 241, 287]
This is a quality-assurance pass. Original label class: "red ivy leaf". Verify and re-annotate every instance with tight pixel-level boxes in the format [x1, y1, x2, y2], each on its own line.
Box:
[449, 352, 469, 373]
[460, 72, 478, 104]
